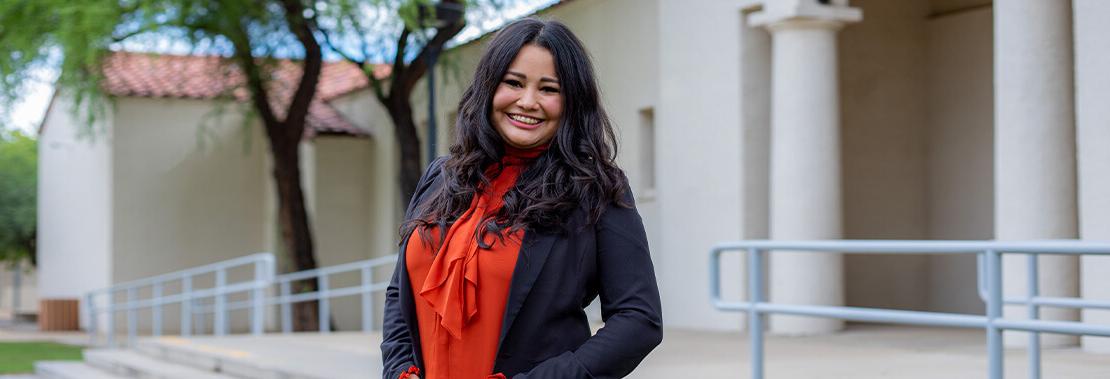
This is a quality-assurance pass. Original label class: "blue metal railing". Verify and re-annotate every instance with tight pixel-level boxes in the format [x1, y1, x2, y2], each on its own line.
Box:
[85, 253, 275, 347]
[85, 253, 399, 346]
[709, 240, 1110, 379]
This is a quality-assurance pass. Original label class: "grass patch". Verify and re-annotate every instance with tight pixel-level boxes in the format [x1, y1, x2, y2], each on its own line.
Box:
[0, 342, 84, 374]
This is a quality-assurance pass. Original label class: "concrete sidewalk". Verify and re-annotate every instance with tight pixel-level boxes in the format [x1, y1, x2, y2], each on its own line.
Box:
[138, 324, 1110, 378]
[643, 325, 1110, 378]
[7, 318, 1110, 378]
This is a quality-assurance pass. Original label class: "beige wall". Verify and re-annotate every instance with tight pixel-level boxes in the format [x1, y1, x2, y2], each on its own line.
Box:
[111, 97, 269, 282]
[328, 89, 405, 259]
[925, 6, 993, 315]
[37, 95, 115, 330]
[656, 0, 746, 330]
[0, 262, 39, 315]
[111, 97, 270, 333]
[839, 0, 932, 312]
[310, 136, 379, 330]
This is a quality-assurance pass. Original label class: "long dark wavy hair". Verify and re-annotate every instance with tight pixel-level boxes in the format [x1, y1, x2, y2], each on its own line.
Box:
[400, 17, 629, 248]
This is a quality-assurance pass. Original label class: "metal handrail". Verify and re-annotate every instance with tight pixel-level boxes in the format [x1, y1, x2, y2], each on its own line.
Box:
[85, 253, 275, 347]
[273, 254, 397, 334]
[185, 254, 398, 334]
[84, 252, 399, 346]
[709, 239, 1110, 379]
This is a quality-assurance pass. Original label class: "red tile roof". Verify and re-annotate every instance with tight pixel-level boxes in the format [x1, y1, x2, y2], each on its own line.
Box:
[101, 51, 391, 138]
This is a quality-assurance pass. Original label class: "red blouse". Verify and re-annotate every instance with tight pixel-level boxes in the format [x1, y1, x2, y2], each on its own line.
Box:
[405, 145, 546, 379]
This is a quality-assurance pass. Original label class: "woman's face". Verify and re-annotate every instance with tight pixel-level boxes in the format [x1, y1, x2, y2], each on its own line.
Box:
[491, 44, 563, 149]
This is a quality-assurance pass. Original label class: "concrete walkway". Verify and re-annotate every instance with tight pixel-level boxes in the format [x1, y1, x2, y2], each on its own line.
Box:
[5, 319, 1110, 378]
[141, 324, 1110, 378]
[644, 325, 1110, 378]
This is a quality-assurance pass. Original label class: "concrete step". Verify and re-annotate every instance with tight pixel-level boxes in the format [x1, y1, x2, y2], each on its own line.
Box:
[34, 361, 124, 379]
[83, 349, 236, 379]
[135, 333, 382, 379]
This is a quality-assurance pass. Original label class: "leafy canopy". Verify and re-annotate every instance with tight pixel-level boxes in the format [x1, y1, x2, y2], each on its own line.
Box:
[0, 127, 37, 266]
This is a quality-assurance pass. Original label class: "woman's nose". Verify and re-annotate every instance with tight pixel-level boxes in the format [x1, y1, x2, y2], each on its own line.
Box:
[516, 89, 540, 110]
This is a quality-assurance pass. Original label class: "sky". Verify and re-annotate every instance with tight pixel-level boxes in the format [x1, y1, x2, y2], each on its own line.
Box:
[1, 0, 558, 136]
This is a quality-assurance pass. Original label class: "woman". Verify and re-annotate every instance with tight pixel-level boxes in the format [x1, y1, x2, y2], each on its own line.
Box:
[381, 17, 662, 379]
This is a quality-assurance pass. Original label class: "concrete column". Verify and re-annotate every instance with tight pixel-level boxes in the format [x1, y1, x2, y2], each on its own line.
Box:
[994, 0, 1078, 347]
[751, 0, 860, 335]
[1074, 0, 1110, 353]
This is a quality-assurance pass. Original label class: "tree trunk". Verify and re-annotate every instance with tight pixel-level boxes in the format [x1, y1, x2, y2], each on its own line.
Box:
[387, 93, 424, 205]
[268, 137, 321, 331]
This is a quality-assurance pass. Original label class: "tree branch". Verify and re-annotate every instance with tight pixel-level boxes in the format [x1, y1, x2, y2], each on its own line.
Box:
[390, 26, 411, 91]
[228, 20, 279, 130]
[398, 19, 466, 97]
[281, 0, 323, 141]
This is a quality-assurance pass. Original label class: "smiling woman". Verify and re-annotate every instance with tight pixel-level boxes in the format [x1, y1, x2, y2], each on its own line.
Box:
[381, 17, 662, 379]
[491, 44, 564, 149]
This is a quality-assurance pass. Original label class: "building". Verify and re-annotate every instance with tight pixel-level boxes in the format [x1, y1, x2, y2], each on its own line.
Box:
[36, 0, 1110, 352]
[36, 53, 401, 332]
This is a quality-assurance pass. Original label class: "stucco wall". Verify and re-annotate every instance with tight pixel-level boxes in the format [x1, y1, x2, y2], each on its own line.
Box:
[838, 0, 932, 312]
[310, 136, 380, 330]
[111, 97, 268, 282]
[37, 95, 114, 327]
[1074, 0, 1110, 353]
[327, 89, 404, 259]
[657, 0, 746, 330]
[110, 97, 269, 333]
[0, 262, 39, 314]
[924, 6, 993, 315]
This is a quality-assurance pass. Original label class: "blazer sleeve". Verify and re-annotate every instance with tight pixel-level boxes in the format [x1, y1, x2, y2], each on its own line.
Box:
[517, 183, 664, 378]
[381, 157, 447, 379]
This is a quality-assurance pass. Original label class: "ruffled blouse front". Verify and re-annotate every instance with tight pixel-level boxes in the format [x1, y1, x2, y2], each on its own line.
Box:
[405, 145, 546, 379]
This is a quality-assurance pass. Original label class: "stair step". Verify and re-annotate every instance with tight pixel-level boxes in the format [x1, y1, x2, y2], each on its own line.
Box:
[136, 334, 382, 379]
[83, 349, 236, 379]
[34, 361, 124, 379]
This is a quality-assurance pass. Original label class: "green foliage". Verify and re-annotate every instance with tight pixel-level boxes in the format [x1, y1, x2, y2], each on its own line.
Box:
[0, 0, 301, 130]
[0, 342, 84, 374]
[0, 127, 37, 267]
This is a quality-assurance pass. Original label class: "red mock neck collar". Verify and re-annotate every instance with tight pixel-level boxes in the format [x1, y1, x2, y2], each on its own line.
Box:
[502, 143, 549, 165]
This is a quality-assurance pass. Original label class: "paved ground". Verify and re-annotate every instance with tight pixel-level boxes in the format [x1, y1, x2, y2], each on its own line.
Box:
[4, 317, 1110, 378]
[0, 318, 86, 346]
[642, 324, 1110, 378]
[161, 324, 1110, 378]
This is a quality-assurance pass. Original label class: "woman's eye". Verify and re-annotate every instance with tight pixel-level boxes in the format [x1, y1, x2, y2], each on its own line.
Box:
[542, 86, 560, 94]
[503, 79, 523, 88]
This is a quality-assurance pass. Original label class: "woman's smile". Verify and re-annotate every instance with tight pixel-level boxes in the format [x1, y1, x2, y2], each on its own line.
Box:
[491, 44, 563, 149]
[505, 113, 545, 129]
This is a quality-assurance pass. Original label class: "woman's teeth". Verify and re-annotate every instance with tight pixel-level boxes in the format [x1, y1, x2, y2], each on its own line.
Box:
[509, 114, 542, 125]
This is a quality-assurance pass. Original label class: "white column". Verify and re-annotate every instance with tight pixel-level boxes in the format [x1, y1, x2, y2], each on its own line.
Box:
[751, 0, 860, 335]
[1074, 0, 1110, 354]
[994, 0, 1079, 347]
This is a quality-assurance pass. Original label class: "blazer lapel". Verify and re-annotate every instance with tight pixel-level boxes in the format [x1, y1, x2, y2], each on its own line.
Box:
[497, 230, 556, 349]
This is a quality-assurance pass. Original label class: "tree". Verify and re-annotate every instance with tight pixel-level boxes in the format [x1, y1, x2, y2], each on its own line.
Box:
[319, 0, 501, 203]
[0, 127, 37, 268]
[0, 0, 327, 330]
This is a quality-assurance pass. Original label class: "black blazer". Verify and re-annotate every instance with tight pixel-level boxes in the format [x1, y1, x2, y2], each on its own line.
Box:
[381, 157, 663, 378]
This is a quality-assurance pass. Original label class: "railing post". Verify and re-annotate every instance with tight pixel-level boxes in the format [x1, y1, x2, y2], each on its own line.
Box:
[215, 269, 227, 336]
[106, 290, 116, 347]
[126, 287, 137, 346]
[181, 276, 192, 337]
[281, 281, 292, 334]
[152, 283, 163, 337]
[1027, 253, 1041, 379]
[86, 292, 98, 346]
[986, 249, 1004, 379]
[252, 261, 265, 336]
[319, 275, 330, 333]
[748, 247, 765, 379]
[362, 266, 373, 332]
